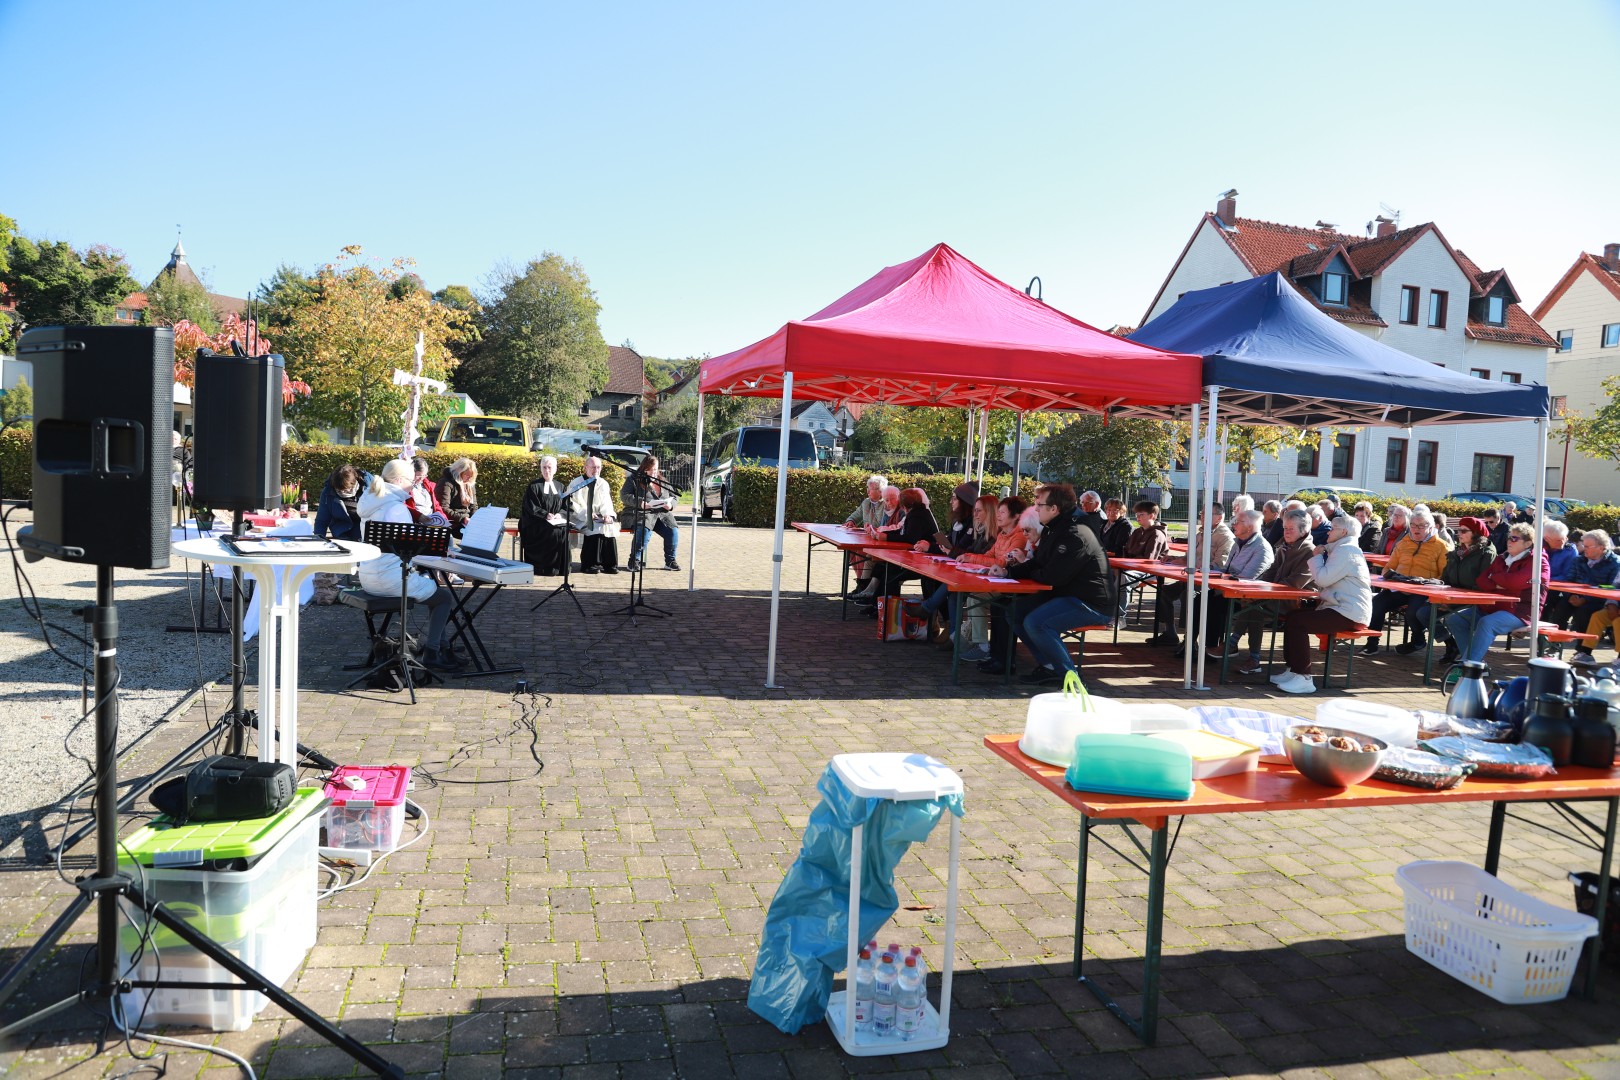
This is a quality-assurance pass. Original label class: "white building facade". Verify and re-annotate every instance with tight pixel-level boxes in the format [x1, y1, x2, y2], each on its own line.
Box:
[1535, 246, 1620, 503]
[1144, 194, 1555, 501]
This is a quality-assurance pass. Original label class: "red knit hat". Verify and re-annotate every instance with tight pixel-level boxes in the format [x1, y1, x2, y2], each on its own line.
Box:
[1458, 515, 1486, 539]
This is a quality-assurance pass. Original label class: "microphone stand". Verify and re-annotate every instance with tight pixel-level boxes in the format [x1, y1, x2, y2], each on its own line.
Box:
[599, 465, 674, 621]
[529, 520, 585, 616]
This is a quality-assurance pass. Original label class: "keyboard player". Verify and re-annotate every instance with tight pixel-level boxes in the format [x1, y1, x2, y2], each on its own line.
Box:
[356, 459, 462, 672]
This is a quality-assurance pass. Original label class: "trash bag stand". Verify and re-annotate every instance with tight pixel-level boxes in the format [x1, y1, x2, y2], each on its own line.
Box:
[825, 753, 962, 1056]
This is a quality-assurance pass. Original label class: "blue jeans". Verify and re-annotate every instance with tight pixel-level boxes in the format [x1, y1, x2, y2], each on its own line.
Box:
[1020, 596, 1110, 674]
[1444, 607, 1528, 663]
[631, 513, 679, 564]
[1407, 599, 1433, 639]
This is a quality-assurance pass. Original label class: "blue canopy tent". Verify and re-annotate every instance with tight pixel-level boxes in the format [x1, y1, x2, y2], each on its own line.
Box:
[1127, 272, 1552, 688]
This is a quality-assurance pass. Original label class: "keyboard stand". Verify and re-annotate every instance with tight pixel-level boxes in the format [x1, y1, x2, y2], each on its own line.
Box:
[444, 579, 524, 678]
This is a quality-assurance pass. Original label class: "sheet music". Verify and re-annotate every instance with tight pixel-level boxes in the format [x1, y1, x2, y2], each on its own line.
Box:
[461, 505, 508, 554]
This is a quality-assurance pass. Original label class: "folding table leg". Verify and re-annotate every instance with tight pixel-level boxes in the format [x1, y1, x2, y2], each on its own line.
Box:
[1583, 797, 1617, 998]
[1073, 814, 1166, 1046]
[1483, 801, 1507, 875]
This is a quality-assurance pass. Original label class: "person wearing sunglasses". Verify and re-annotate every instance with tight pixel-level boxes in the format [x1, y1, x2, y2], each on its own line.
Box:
[996, 483, 1112, 685]
[1443, 522, 1550, 664]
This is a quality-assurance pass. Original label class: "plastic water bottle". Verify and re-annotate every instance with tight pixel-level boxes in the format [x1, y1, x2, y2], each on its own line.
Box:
[886, 941, 902, 964]
[895, 956, 925, 1040]
[872, 955, 898, 1036]
[853, 950, 875, 1031]
[908, 946, 927, 978]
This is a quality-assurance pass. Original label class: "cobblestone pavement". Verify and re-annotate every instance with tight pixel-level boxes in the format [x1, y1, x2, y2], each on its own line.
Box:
[2, 521, 1617, 1078]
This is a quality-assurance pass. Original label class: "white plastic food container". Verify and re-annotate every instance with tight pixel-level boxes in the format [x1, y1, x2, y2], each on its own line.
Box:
[1315, 699, 1417, 748]
[1020, 694, 1131, 767]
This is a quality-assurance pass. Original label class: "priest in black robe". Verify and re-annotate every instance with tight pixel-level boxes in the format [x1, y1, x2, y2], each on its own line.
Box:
[519, 455, 570, 576]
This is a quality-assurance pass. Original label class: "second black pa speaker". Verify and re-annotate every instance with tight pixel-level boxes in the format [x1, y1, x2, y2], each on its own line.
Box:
[193, 350, 284, 512]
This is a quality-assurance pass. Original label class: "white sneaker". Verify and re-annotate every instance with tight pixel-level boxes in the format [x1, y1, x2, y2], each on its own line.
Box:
[1277, 672, 1317, 695]
[1269, 670, 1292, 685]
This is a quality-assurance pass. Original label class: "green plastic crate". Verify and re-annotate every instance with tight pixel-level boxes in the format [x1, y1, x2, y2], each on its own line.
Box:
[119, 787, 328, 871]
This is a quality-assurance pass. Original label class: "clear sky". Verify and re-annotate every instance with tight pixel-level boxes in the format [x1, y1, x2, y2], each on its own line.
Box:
[4, 0, 1617, 360]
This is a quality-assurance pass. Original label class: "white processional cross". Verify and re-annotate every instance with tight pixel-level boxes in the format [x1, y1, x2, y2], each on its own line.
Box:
[395, 331, 446, 460]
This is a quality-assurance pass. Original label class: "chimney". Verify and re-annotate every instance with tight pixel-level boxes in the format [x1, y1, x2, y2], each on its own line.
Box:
[1603, 243, 1620, 271]
[1375, 215, 1397, 238]
[1215, 189, 1238, 225]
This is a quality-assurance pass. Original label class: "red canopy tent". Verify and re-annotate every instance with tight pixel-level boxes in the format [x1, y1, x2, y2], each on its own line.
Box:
[701, 243, 1202, 410]
[688, 243, 1203, 687]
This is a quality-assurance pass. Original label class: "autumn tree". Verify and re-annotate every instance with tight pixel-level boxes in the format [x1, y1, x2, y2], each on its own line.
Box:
[456, 254, 609, 426]
[1, 374, 32, 428]
[1, 236, 138, 331]
[1219, 424, 1322, 493]
[277, 247, 472, 444]
[0, 212, 15, 348]
[143, 269, 220, 333]
[1030, 415, 1180, 500]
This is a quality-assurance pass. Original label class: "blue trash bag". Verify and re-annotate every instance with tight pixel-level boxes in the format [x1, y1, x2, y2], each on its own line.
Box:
[746, 763, 965, 1034]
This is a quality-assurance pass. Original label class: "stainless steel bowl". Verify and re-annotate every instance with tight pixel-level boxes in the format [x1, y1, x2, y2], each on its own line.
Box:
[1284, 724, 1386, 788]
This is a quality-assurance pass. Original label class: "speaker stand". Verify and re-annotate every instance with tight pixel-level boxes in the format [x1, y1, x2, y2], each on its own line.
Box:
[0, 566, 401, 1078]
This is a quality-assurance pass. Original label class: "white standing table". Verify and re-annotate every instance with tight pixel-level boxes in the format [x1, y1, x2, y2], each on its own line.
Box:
[173, 537, 379, 767]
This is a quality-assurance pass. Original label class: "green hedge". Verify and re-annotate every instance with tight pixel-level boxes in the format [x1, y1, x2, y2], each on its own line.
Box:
[282, 445, 621, 515]
[0, 429, 29, 501]
[1564, 506, 1620, 535]
[1289, 488, 1533, 524]
[730, 465, 1039, 529]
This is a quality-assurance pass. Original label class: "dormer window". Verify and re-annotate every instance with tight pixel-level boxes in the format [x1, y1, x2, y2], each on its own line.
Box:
[1487, 295, 1507, 326]
[1322, 271, 1348, 306]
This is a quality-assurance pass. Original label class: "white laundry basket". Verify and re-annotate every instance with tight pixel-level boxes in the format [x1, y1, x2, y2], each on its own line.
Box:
[1395, 860, 1598, 1004]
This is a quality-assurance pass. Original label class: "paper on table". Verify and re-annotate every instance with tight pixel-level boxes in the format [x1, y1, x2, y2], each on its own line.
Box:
[986, 575, 1019, 583]
[461, 505, 508, 553]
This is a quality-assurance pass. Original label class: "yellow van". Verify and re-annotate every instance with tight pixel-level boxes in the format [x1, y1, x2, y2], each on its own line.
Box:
[434, 415, 532, 457]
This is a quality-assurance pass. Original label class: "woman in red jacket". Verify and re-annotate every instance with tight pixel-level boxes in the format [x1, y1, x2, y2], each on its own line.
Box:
[1442, 522, 1550, 664]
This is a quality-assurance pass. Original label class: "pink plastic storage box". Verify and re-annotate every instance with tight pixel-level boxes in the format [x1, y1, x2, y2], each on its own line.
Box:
[321, 765, 409, 855]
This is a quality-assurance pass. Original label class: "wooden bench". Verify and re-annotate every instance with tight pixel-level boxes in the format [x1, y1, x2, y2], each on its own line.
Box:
[1506, 622, 1598, 654]
[1059, 625, 1116, 672]
[1314, 627, 1380, 689]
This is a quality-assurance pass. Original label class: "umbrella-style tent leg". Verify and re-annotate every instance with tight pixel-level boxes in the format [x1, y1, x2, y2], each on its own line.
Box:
[688, 390, 705, 592]
[1531, 415, 1547, 655]
[1183, 400, 1201, 690]
[1193, 386, 1220, 691]
[765, 373, 795, 689]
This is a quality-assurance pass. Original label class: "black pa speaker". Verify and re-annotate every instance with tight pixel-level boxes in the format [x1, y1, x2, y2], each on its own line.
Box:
[193, 350, 283, 512]
[20, 326, 173, 569]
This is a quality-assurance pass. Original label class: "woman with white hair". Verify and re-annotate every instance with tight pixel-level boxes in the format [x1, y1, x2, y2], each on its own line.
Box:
[1272, 513, 1370, 694]
[357, 459, 460, 671]
[519, 455, 570, 576]
[844, 475, 887, 594]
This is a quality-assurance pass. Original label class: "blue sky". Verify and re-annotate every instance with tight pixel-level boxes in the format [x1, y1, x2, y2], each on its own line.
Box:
[4, 0, 1617, 359]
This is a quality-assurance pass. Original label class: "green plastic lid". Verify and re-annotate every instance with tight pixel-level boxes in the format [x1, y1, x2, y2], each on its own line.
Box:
[119, 787, 328, 869]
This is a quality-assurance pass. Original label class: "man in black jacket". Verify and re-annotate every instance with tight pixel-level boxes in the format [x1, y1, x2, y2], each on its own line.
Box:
[1072, 490, 1105, 542]
[993, 483, 1113, 685]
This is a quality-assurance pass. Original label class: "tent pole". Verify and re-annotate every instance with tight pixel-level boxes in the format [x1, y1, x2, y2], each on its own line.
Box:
[1183, 400, 1201, 690]
[1011, 412, 1024, 491]
[687, 389, 706, 592]
[764, 374, 794, 689]
[965, 410, 975, 482]
[976, 409, 990, 488]
[1531, 416, 1548, 658]
[1216, 422, 1230, 507]
[1194, 386, 1220, 691]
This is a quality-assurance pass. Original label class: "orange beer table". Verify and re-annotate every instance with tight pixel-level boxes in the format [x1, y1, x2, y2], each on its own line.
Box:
[984, 733, 1620, 1044]
[790, 522, 909, 619]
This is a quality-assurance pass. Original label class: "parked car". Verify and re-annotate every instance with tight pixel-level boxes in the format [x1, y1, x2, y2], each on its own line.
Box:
[700, 426, 819, 520]
[434, 415, 532, 458]
[1447, 491, 1533, 512]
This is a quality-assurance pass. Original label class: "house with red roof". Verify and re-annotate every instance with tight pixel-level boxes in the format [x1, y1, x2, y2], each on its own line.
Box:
[1534, 244, 1620, 502]
[1144, 192, 1555, 501]
[578, 345, 652, 436]
[115, 239, 248, 326]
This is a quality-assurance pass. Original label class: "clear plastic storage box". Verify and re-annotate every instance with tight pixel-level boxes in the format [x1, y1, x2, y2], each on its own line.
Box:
[115, 788, 324, 1031]
[322, 765, 410, 856]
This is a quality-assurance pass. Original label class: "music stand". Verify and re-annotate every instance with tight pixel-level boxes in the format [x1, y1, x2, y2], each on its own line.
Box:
[598, 461, 673, 621]
[530, 522, 586, 616]
[353, 520, 452, 704]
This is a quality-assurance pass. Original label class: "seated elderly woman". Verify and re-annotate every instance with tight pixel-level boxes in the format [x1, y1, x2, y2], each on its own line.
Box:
[853, 487, 940, 613]
[1570, 529, 1620, 664]
[1381, 504, 1410, 556]
[1402, 515, 1493, 664]
[1353, 501, 1383, 554]
[1443, 522, 1550, 664]
[1271, 513, 1371, 695]
[438, 457, 479, 537]
[979, 505, 1044, 674]
[843, 475, 888, 593]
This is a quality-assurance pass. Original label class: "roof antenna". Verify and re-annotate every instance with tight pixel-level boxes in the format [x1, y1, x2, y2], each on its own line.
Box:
[1378, 202, 1402, 227]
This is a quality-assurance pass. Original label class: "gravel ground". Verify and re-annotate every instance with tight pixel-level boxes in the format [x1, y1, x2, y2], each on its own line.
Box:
[0, 506, 237, 854]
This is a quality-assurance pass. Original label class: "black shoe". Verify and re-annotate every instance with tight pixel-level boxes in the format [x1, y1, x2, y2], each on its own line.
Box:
[584, 566, 601, 574]
[1439, 645, 1460, 666]
[665, 562, 681, 571]
[1394, 638, 1426, 656]
[1359, 642, 1380, 656]
[604, 566, 620, 575]
[978, 658, 1010, 675]
[1021, 666, 1063, 685]
[423, 647, 465, 673]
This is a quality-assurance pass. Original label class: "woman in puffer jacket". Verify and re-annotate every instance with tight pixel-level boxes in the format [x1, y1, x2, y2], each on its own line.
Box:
[357, 459, 461, 672]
